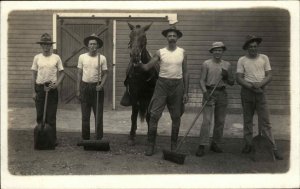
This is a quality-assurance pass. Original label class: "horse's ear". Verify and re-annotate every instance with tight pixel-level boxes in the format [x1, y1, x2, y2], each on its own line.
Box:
[143, 22, 153, 32]
[128, 22, 135, 30]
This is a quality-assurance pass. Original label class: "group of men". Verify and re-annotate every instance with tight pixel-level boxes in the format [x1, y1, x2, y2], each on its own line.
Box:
[31, 24, 283, 160]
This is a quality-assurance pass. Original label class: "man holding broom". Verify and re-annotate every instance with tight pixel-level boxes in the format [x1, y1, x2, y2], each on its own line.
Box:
[76, 34, 108, 140]
[134, 25, 189, 156]
[31, 33, 65, 146]
[196, 42, 234, 157]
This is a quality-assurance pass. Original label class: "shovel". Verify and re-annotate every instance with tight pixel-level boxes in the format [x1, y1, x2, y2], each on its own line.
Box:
[34, 85, 56, 150]
[251, 126, 275, 162]
[163, 79, 221, 164]
[77, 53, 110, 151]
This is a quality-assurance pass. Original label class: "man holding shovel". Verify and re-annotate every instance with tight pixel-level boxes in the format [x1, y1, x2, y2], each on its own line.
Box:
[236, 35, 283, 160]
[76, 34, 108, 140]
[31, 33, 65, 146]
[134, 26, 189, 156]
[196, 42, 234, 157]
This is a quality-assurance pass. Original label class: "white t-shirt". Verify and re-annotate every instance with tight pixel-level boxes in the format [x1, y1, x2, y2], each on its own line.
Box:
[77, 53, 108, 83]
[158, 47, 185, 79]
[237, 54, 271, 82]
[31, 53, 64, 84]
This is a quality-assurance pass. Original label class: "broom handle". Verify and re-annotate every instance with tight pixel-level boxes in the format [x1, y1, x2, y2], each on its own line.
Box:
[176, 78, 222, 151]
[95, 54, 101, 134]
[42, 88, 49, 129]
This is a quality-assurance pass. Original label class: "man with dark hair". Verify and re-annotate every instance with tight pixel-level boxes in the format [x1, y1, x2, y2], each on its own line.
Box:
[236, 35, 283, 160]
[76, 34, 108, 140]
[31, 33, 65, 146]
[196, 42, 234, 157]
[135, 26, 189, 156]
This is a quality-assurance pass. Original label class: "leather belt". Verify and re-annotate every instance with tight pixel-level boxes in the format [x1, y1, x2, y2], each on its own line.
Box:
[206, 85, 226, 90]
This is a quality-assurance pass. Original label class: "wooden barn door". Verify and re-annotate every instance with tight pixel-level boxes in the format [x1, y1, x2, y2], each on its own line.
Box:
[56, 18, 113, 108]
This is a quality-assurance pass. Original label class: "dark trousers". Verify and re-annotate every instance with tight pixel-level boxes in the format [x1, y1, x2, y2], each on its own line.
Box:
[35, 84, 58, 141]
[147, 77, 184, 145]
[241, 87, 277, 150]
[199, 88, 227, 145]
[80, 82, 104, 140]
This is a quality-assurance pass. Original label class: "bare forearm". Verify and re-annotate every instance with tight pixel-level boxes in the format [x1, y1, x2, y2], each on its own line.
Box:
[32, 71, 37, 93]
[100, 71, 108, 86]
[259, 73, 272, 88]
[56, 71, 65, 86]
[199, 80, 207, 93]
[236, 74, 252, 89]
[77, 69, 83, 91]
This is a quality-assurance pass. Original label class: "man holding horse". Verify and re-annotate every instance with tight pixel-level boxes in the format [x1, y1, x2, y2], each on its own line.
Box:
[76, 34, 108, 140]
[135, 26, 189, 156]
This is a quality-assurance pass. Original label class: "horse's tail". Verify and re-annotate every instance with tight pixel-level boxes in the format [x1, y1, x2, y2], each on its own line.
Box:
[138, 100, 148, 122]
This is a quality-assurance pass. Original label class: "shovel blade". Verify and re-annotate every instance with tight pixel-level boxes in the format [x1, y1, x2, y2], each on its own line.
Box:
[251, 135, 275, 162]
[77, 140, 110, 151]
[163, 149, 186, 165]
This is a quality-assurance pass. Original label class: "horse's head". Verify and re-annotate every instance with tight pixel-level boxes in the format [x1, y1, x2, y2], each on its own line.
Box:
[128, 22, 152, 63]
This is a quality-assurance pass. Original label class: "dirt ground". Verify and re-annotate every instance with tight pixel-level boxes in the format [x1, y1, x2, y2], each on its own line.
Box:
[8, 129, 290, 175]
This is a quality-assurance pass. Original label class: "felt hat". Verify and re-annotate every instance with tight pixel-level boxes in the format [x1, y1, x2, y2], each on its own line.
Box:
[83, 33, 103, 48]
[161, 26, 183, 38]
[36, 33, 55, 44]
[243, 35, 262, 50]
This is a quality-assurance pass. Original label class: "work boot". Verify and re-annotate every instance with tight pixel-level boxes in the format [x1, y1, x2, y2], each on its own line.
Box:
[195, 145, 205, 157]
[242, 145, 252, 154]
[145, 144, 155, 156]
[210, 142, 223, 153]
[273, 150, 283, 160]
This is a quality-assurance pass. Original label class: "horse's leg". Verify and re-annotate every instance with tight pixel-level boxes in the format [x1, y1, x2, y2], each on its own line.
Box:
[128, 103, 139, 146]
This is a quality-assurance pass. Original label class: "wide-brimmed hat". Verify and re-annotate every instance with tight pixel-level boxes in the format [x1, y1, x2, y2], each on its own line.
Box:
[161, 26, 183, 38]
[243, 35, 262, 50]
[36, 33, 55, 44]
[83, 33, 103, 48]
[209, 41, 226, 53]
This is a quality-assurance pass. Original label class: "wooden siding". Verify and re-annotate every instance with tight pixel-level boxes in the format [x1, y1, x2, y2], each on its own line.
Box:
[7, 9, 290, 114]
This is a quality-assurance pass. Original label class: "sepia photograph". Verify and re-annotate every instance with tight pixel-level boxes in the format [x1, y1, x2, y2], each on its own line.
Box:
[1, 1, 299, 188]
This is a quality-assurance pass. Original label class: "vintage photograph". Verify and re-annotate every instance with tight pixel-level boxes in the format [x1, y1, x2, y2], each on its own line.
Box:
[1, 1, 299, 189]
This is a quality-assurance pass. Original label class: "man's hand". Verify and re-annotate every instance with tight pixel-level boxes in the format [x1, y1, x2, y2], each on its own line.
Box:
[49, 82, 58, 89]
[203, 91, 210, 101]
[251, 82, 262, 89]
[221, 69, 229, 80]
[183, 93, 189, 104]
[32, 92, 37, 101]
[96, 84, 104, 91]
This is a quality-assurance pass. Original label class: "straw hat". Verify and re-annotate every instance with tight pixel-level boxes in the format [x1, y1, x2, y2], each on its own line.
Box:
[83, 33, 103, 48]
[243, 35, 262, 50]
[161, 26, 183, 38]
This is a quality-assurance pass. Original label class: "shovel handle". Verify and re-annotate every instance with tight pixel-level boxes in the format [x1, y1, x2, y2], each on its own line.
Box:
[175, 78, 222, 151]
[42, 89, 49, 128]
[95, 53, 101, 135]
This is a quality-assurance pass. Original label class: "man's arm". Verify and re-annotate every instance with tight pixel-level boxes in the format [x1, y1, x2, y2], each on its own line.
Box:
[236, 73, 252, 89]
[32, 71, 37, 100]
[182, 54, 189, 104]
[76, 68, 83, 97]
[252, 70, 272, 89]
[96, 70, 108, 91]
[225, 64, 235, 86]
[136, 51, 160, 71]
[49, 70, 65, 89]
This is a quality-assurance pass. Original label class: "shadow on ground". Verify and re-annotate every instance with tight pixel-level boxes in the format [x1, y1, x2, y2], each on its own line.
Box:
[8, 129, 290, 175]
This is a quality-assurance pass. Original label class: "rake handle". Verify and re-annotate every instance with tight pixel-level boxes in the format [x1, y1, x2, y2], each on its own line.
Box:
[175, 78, 222, 151]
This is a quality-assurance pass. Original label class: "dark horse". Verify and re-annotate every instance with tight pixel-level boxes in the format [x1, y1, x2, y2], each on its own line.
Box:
[124, 22, 159, 145]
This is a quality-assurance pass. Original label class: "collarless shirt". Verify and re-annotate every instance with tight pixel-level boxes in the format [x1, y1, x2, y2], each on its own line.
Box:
[158, 47, 185, 79]
[31, 53, 64, 84]
[237, 54, 271, 82]
[77, 53, 108, 83]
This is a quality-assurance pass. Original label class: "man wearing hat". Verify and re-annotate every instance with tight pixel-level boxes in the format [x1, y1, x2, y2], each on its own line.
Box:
[76, 34, 108, 140]
[135, 26, 189, 156]
[31, 33, 65, 145]
[195, 42, 234, 157]
[236, 35, 283, 160]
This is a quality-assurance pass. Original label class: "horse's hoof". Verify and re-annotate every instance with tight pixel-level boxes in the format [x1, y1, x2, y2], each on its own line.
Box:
[127, 139, 136, 146]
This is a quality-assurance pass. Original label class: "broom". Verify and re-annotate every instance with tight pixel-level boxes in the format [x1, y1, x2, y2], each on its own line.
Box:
[163, 79, 221, 164]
